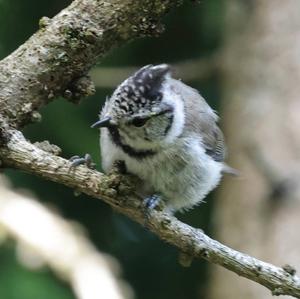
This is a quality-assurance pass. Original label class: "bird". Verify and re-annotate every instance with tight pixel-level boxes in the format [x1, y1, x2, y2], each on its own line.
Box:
[91, 64, 231, 213]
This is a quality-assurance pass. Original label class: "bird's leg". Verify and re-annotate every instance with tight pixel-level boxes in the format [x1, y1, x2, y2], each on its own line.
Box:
[143, 194, 164, 226]
[143, 194, 161, 210]
[69, 153, 96, 169]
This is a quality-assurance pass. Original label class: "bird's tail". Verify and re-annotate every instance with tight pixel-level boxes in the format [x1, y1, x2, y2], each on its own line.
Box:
[221, 163, 240, 177]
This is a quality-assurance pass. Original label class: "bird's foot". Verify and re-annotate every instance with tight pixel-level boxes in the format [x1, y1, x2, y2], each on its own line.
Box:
[143, 194, 162, 226]
[69, 153, 96, 169]
[143, 194, 161, 210]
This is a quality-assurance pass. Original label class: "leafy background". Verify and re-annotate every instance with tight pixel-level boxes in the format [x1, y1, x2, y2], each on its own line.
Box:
[0, 1, 226, 298]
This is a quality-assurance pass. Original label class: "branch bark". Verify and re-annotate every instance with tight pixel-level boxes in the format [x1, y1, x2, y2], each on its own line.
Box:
[0, 0, 182, 128]
[1, 130, 300, 298]
[0, 0, 299, 298]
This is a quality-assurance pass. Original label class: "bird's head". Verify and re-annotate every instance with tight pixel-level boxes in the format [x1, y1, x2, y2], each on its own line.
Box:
[92, 64, 185, 152]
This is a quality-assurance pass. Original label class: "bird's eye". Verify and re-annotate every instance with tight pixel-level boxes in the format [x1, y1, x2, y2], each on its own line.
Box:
[131, 117, 148, 127]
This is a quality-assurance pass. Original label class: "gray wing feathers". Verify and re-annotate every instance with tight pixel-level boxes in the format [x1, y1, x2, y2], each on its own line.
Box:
[171, 79, 226, 162]
[202, 126, 226, 162]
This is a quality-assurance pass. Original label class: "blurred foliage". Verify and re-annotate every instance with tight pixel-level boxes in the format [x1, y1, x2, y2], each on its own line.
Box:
[0, 242, 73, 299]
[0, 0, 225, 298]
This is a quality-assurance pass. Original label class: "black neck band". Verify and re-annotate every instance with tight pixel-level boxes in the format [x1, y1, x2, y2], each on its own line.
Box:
[108, 127, 157, 159]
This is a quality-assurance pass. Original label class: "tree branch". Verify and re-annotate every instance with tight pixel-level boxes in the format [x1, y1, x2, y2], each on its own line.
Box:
[0, 0, 182, 128]
[90, 54, 221, 88]
[1, 129, 300, 298]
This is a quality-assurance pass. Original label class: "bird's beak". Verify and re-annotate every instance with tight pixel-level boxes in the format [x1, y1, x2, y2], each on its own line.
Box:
[91, 116, 112, 128]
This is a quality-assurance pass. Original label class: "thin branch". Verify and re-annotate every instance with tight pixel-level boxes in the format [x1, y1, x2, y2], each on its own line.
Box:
[0, 175, 131, 299]
[90, 54, 221, 88]
[1, 129, 300, 298]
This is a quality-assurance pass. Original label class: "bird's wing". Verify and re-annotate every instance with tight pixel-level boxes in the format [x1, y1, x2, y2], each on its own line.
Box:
[171, 79, 226, 162]
[201, 124, 226, 162]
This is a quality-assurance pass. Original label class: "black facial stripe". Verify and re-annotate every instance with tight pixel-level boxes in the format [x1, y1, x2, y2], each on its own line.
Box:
[164, 114, 174, 135]
[108, 127, 156, 159]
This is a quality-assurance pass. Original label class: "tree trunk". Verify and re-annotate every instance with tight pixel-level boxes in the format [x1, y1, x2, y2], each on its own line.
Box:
[209, 1, 300, 298]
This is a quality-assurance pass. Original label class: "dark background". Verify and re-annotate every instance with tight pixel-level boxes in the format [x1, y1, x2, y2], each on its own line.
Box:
[0, 1, 226, 298]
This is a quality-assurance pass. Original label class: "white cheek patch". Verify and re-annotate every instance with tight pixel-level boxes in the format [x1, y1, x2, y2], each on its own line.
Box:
[162, 83, 185, 143]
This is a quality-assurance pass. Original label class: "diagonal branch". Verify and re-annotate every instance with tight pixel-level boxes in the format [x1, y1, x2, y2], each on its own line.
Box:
[0, 0, 182, 128]
[1, 129, 300, 298]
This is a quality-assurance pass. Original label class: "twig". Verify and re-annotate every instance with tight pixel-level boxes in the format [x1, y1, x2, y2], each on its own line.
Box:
[1, 129, 300, 298]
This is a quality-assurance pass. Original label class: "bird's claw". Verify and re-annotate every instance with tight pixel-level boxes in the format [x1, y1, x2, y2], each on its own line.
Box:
[143, 194, 162, 226]
[143, 194, 161, 210]
[69, 153, 96, 169]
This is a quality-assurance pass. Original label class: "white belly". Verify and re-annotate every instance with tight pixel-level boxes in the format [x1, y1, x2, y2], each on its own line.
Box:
[121, 138, 223, 213]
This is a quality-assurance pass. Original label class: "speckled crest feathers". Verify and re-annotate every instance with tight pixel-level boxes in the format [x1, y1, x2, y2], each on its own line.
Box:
[109, 64, 171, 117]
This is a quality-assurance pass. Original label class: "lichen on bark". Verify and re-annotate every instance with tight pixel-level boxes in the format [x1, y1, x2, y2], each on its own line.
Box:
[0, 0, 182, 128]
